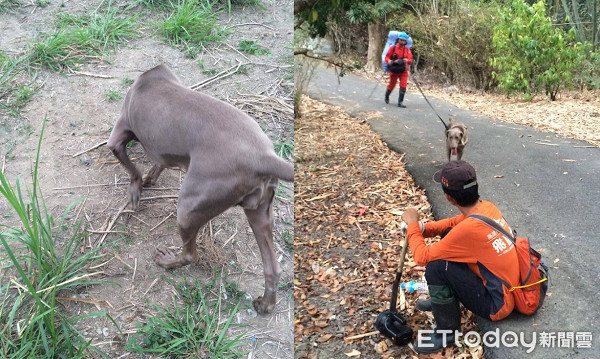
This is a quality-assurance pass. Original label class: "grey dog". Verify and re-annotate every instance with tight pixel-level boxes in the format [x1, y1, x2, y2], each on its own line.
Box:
[446, 119, 468, 162]
[107, 65, 294, 314]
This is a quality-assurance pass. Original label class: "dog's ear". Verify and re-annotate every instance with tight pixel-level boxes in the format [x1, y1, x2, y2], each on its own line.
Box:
[460, 128, 468, 146]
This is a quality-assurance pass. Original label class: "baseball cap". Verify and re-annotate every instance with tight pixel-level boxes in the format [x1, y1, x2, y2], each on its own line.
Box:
[433, 160, 477, 190]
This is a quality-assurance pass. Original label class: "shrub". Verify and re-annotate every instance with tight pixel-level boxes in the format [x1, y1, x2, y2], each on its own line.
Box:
[491, 0, 589, 100]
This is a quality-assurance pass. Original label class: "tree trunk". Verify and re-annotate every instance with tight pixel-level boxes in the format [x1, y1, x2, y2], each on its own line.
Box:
[365, 20, 388, 73]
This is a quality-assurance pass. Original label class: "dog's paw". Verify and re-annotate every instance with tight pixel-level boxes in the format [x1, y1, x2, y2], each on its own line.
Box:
[154, 248, 181, 269]
[127, 182, 142, 210]
[253, 296, 275, 314]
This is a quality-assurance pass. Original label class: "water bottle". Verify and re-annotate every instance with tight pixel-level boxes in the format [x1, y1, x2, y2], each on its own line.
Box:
[401, 280, 429, 293]
[400, 221, 425, 236]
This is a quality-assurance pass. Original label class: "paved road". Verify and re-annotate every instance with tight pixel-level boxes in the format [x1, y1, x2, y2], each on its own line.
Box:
[306, 67, 600, 358]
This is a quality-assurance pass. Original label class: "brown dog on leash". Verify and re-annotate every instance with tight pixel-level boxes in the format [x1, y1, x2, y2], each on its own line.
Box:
[107, 65, 294, 314]
[446, 119, 468, 162]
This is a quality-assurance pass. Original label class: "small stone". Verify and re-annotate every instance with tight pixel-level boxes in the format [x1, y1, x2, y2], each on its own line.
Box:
[247, 308, 258, 318]
[96, 328, 102, 335]
[102, 327, 109, 337]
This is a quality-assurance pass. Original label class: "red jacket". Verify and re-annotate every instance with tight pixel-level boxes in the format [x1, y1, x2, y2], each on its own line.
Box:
[385, 44, 413, 65]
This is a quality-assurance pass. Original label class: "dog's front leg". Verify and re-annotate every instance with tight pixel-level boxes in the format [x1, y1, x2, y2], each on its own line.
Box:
[107, 118, 143, 209]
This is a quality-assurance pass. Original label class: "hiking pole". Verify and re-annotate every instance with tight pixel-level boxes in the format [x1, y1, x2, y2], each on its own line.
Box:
[412, 77, 449, 130]
[374, 234, 413, 346]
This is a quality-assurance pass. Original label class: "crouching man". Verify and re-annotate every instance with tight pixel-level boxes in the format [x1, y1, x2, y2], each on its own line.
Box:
[402, 160, 519, 354]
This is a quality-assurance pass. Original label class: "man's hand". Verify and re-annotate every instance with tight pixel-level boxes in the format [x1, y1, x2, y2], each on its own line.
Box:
[402, 208, 420, 225]
[387, 60, 393, 65]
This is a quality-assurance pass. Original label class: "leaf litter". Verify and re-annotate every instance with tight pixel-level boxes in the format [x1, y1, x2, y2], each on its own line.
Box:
[294, 96, 482, 358]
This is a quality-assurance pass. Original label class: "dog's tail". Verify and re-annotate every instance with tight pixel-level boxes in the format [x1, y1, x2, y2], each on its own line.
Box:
[258, 155, 294, 182]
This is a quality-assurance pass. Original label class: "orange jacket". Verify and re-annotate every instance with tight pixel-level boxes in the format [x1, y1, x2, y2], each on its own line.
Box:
[385, 44, 413, 65]
[406, 200, 519, 321]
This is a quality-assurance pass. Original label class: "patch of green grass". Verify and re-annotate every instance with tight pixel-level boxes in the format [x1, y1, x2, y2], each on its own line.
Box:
[202, 67, 222, 75]
[0, 121, 116, 358]
[120, 77, 134, 87]
[28, 1, 139, 71]
[158, 0, 226, 55]
[84, 1, 141, 51]
[238, 39, 270, 56]
[274, 140, 293, 160]
[281, 229, 293, 252]
[141, 0, 177, 11]
[126, 276, 247, 358]
[0, 0, 21, 13]
[276, 181, 291, 202]
[220, 0, 264, 14]
[105, 89, 123, 101]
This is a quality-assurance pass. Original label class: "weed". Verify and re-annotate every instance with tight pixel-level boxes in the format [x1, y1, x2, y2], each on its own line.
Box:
[120, 77, 134, 87]
[274, 141, 293, 160]
[238, 39, 270, 55]
[26, 29, 89, 71]
[84, 0, 141, 51]
[0, 120, 116, 358]
[281, 229, 293, 252]
[158, 0, 226, 55]
[105, 89, 123, 101]
[202, 67, 222, 75]
[0, 0, 21, 13]
[126, 276, 247, 357]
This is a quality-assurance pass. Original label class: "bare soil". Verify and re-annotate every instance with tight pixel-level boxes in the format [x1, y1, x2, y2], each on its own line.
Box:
[0, 1, 293, 358]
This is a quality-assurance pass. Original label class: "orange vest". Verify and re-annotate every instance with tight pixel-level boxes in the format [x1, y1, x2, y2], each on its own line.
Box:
[406, 200, 519, 320]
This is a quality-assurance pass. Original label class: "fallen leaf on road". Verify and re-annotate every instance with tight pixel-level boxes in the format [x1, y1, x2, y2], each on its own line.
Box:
[344, 349, 361, 357]
[494, 175, 504, 178]
[374, 341, 388, 354]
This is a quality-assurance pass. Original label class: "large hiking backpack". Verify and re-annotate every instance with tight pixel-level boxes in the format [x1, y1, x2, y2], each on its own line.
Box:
[381, 31, 412, 73]
[469, 214, 549, 315]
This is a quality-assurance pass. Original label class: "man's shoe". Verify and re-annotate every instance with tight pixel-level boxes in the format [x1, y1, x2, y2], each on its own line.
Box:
[416, 299, 432, 312]
[413, 300, 461, 354]
[398, 88, 407, 108]
[385, 89, 391, 104]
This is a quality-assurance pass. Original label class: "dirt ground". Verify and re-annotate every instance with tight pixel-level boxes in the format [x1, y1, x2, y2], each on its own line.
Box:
[0, 1, 293, 358]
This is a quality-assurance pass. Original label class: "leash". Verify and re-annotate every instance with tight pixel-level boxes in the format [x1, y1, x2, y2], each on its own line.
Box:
[412, 77, 449, 130]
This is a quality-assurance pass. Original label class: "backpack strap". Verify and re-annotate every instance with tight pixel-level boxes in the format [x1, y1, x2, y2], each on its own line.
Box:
[468, 214, 516, 244]
[469, 214, 548, 290]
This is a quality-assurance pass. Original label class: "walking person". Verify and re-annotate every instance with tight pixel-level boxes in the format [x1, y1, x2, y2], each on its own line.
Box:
[384, 32, 413, 108]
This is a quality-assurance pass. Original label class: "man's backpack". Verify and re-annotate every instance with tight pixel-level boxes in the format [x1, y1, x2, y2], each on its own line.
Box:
[469, 214, 549, 315]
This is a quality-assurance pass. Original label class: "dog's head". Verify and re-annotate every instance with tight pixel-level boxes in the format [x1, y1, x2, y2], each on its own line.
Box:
[446, 121, 468, 155]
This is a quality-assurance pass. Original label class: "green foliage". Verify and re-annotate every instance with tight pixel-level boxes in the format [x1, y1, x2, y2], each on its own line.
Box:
[491, 0, 588, 100]
[303, 0, 402, 37]
[0, 0, 21, 13]
[125, 276, 246, 358]
[105, 89, 123, 101]
[238, 39, 270, 55]
[393, 2, 499, 89]
[0, 121, 115, 358]
[158, 0, 226, 54]
[29, 2, 139, 71]
[274, 141, 293, 160]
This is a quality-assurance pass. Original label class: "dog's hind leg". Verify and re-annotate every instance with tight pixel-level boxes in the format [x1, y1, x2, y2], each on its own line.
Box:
[107, 117, 143, 209]
[243, 179, 282, 314]
[155, 171, 232, 269]
[143, 164, 165, 186]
